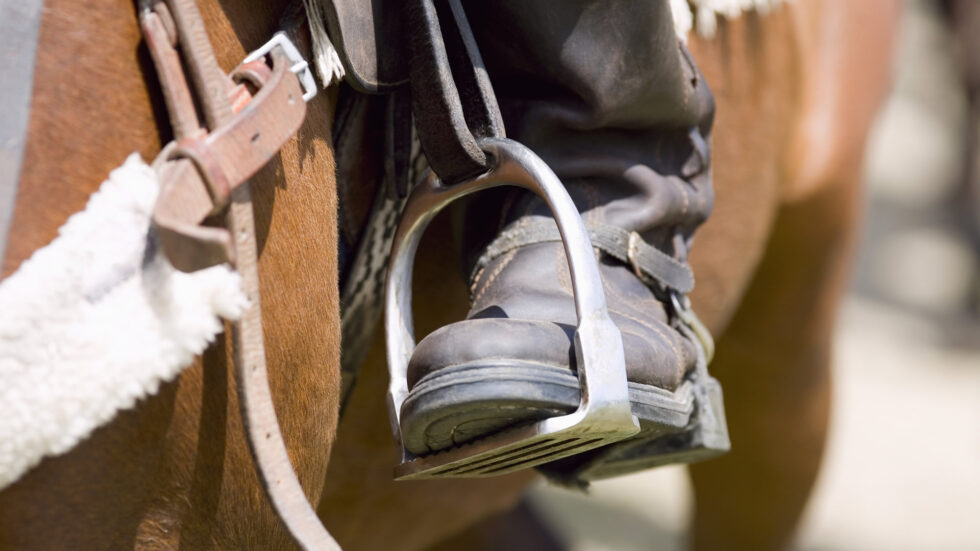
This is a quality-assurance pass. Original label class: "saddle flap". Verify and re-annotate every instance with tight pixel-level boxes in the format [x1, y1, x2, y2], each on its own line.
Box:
[320, 0, 409, 93]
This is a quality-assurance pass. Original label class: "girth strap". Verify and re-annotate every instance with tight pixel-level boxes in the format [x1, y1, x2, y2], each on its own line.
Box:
[473, 218, 696, 294]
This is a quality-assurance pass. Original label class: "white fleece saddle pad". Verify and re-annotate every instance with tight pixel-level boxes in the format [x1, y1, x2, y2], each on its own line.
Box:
[0, 154, 246, 490]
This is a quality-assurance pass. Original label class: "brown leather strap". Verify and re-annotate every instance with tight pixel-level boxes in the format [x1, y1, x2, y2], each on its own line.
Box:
[173, 59, 306, 209]
[140, 1, 340, 549]
[141, 2, 200, 140]
[229, 188, 343, 551]
[144, 4, 308, 272]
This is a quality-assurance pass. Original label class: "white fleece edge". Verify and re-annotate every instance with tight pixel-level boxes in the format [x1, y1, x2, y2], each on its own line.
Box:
[0, 154, 247, 490]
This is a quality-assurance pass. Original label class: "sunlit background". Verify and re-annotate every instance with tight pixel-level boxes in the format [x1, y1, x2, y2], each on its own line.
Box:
[527, 1, 980, 549]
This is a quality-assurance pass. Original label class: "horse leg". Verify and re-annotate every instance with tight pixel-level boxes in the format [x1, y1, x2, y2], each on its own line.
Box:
[688, 170, 858, 550]
[688, 1, 899, 548]
[946, 0, 980, 306]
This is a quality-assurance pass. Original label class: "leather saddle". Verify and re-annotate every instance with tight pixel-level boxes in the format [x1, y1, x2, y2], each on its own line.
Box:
[320, 0, 503, 185]
[320, 0, 408, 94]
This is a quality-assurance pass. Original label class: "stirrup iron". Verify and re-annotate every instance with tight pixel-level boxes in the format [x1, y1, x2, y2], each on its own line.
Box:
[385, 138, 641, 480]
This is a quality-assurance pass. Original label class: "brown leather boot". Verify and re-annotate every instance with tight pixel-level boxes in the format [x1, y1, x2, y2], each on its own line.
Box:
[399, 0, 728, 482]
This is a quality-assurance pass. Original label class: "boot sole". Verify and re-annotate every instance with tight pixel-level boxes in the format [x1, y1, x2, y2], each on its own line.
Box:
[400, 361, 694, 455]
[537, 375, 730, 482]
[400, 361, 729, 481]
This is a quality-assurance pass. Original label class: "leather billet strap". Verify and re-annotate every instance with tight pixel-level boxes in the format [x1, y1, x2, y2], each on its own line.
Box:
[404, 0, 504, 185]
[152, 56, 306, 271]
[142, 0, 308, 272]
[329, 0, 505, 408]
[322, 0, 504, 186]
[139, 1, 340, 549]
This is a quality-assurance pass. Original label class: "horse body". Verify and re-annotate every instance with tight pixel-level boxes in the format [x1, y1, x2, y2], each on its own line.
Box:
[0, 0, 340, 548]
[0, 0, 897, 549]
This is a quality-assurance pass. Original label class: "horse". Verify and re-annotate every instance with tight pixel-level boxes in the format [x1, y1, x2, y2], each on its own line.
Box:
[0, 0, 898, 549]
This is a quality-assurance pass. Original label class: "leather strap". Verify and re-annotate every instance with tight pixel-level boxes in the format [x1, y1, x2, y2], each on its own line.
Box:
[406, 0, 504, 185]
[143, 1, 308, 272]
[0, 0, 44, 266]
[322, 0, 503, 185]
[140, 1, 340, 548]
[473, 218, 695, 294]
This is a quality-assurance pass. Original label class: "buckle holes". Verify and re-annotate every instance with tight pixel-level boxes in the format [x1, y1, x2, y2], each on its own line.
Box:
[251, 132, 260, 144]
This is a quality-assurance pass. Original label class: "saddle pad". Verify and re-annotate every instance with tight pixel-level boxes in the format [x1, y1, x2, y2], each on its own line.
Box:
[0, 154, 246, 490]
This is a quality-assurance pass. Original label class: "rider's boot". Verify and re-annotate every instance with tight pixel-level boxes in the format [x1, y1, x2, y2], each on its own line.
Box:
[400, 0, 728, 483]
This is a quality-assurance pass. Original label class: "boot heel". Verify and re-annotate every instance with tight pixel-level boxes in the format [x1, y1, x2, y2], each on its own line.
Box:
[538, 326, 730, 483]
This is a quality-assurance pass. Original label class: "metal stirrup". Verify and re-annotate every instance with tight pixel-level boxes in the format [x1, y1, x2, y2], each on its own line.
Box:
[385, 137, 640, 480]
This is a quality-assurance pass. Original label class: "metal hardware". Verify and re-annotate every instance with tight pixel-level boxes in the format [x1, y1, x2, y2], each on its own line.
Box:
[243, 32, 317, 102]
[385, 137, 640, 480]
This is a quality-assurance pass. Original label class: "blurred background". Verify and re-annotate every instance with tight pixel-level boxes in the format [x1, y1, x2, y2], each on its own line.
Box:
[525, 1, 980, 549]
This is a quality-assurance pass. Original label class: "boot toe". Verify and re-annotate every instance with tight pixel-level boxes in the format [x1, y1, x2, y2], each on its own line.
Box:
[402, 313, 695, 454]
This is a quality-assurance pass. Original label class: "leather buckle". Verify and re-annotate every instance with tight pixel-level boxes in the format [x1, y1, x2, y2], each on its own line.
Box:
[167, 47, 305, 212]
[151, 43, 309, 272]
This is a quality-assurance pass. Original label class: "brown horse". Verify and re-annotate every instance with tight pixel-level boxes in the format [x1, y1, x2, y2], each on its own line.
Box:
[319, 2, 900, 549]
[0, 0, 898, 549]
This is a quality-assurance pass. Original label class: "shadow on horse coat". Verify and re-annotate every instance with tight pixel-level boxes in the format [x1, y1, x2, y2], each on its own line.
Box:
[0, 0, 898, 549]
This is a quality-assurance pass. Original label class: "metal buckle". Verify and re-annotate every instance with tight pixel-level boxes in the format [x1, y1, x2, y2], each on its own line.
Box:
[385, 137, 640, 480]
[243, 32, 317, 102]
